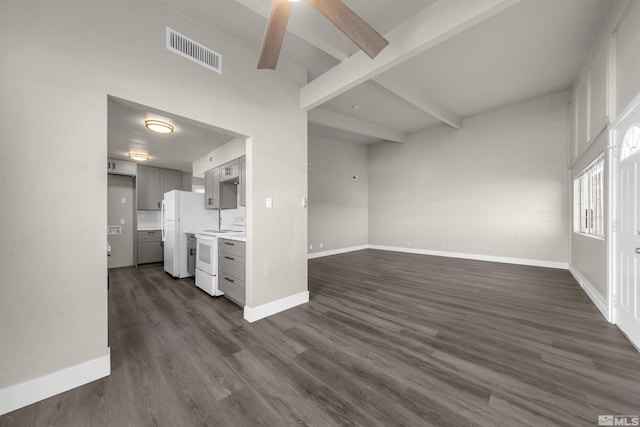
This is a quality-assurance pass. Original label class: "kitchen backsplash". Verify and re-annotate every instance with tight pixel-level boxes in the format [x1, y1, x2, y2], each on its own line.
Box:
[136, 207, 245, 231]
[221, 207, 246, 230]
[137, 210, 161, 229]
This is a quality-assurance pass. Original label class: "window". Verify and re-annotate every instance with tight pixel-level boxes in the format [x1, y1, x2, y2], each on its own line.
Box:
[574, 154, 604, 237]
[621, 124, 640, 161]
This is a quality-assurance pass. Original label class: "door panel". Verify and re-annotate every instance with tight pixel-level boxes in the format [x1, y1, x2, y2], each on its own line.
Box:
[617, 142, 640, 346]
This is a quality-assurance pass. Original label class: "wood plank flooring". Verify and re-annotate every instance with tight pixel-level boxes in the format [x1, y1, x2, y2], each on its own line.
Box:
[2, 250, 640, 426]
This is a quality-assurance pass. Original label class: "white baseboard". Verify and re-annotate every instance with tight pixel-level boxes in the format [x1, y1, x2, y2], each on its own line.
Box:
[368, 245, 569, 270]
[307, 245, 369, 259]
[244, 291, 309, 323]
[0, 350, 111, 416]
[569, 265, 610, 322]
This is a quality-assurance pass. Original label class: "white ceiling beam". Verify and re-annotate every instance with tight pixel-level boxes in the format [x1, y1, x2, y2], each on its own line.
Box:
[373, 74, 462, 129]
[300, 0, 523, 111]
[308, 108, 407, 143]
[234, 0, 464, 129]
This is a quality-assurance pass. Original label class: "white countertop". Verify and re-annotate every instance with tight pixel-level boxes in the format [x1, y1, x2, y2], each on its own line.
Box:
[195, 230, 246, 242]
[138, 226, 161, 231]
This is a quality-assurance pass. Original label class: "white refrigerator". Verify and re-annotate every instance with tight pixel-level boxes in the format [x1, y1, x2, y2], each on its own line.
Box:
[161, 190, 217, 278]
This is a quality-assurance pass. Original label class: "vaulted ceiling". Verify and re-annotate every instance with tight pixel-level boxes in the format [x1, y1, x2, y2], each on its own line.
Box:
[148, 0, 615, 144]
[111, 0, 616, 169]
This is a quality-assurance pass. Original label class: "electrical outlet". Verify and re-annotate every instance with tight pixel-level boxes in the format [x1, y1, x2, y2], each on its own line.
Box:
[309, 244, 313, 250]
[121, 197, 126, 204]
[121, 219, 125, 225]
[266, 197, 273, 208]
[406, 241, 412, 246]
[320, 243, 323, 249]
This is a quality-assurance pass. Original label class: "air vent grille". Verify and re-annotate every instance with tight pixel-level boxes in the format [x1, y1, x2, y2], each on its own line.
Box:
[166, 27, 222, 74]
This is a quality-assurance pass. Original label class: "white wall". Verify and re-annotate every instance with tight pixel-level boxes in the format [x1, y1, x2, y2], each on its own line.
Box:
[0, 0, 307, 399]
[193, 137, 247, 177]
[616, 0, 640, 115]
[570, 131, 608, 298]
[368, 92, 570, 263]
[308, 137, 369, 254]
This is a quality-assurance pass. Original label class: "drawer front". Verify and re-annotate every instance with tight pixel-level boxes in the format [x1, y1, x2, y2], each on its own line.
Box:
[218, 239, 246, 258]
[219, 254, 245, 281]
[219, 273, 245, 305]
[138, 230, 161, 241]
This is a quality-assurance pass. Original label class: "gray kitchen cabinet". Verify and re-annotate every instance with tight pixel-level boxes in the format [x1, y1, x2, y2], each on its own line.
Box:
[137, 166, 183, 210]
[205, 168, 220, 209]
[187, 234, 196, 277]
[137, 230, 163, 264]
[239, 156, 246, 207]
[219, 159, 239, 183]
[162, 169, 183, 196]
[218, 238, 246, 306]
[107, 158, 137, 176]
[205, 167, 237, 209]
[137, 165, 161, 210]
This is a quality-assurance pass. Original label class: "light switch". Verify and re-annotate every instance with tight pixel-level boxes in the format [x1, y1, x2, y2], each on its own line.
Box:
[121, 197, 127, 204]
[120, 219, 125, 225]
[302, 197, 307, 208]
[266, 197, 273, 209]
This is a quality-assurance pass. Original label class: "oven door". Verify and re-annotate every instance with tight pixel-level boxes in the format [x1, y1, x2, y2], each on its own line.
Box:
[195, 234, 217, 276]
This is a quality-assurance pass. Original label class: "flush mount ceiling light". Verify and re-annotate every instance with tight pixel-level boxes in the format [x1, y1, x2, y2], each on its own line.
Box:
[144, 120, 174, 134]
[128, 152, 149, 161]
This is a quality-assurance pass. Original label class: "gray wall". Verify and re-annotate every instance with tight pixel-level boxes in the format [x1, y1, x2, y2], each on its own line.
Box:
[107, 175, 135, 268]
[0, 0, 307, 391]
[308, 137, 368, 254]
[368, 92, 570, 263]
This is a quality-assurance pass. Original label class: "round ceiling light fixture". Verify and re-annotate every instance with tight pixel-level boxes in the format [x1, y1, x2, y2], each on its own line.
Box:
[128, 152, 149, 161]
[144, 120, 174, 134]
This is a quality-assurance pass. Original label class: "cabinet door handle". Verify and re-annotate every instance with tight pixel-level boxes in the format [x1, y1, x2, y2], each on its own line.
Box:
[208, 198, 212, 205]
[158, 202, 161, 208]
[190, 249, 194, 256]
[224, 242, 235, 246]
[224, 256, 234, 260]
[224, 277, 235, 283]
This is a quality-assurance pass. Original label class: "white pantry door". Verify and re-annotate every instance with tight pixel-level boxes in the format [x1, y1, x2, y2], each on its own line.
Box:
[615, 121, 640, 347]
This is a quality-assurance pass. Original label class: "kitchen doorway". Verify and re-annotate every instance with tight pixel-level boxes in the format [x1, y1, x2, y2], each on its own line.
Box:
[106, 95, 245, 268]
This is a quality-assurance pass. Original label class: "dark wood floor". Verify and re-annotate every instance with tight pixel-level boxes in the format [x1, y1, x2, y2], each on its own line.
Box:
[2, 250, 640, 426]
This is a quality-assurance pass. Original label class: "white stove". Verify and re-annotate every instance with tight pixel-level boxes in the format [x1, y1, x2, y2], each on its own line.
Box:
[194, 229, 246, 296]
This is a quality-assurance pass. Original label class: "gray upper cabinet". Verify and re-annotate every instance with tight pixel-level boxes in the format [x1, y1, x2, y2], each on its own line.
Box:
[220, 159, 239, 183]
[137, 165, 183, 210]
[107, 158, 137, 176]
[161, 169, 183, 197]
[204, 156, 245, 209]
[205, 168, 220, 209]
[239, 156, 246, 207]
[137, 165, 162, 210]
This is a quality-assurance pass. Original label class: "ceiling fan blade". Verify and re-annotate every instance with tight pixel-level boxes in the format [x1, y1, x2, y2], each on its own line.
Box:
[306, 0, 389, 59]
[257, 0, 293, 69]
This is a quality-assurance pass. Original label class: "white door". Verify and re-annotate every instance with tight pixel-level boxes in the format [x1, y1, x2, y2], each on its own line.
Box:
[615, 120, 640, 347]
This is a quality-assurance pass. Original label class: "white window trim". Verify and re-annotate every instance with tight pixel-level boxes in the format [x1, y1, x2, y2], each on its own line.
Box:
[574, 153, 605, 239]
